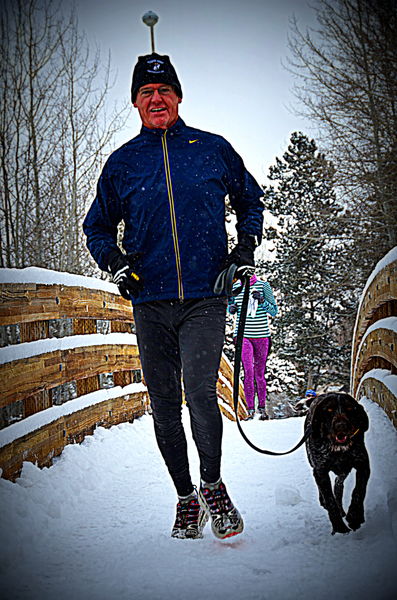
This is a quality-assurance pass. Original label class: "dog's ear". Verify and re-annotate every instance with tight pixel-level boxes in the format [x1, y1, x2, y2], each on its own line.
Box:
[309, 395, 328, 438]
[343, 394, 369, 433]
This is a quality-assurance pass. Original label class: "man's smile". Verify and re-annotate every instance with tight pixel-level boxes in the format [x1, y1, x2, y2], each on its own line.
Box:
[134, 83, 181, 129]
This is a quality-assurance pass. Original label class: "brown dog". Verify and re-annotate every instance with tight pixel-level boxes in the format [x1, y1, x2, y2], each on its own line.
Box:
[304, 392, 370, 534]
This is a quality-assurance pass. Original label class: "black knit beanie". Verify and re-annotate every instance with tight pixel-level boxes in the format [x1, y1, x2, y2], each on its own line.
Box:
[131, 53, 182, 103]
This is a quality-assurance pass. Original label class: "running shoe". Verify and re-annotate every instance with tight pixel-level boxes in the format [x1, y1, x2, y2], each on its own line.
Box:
[199, 479, 244, 539]
[171, 490, 208, 539]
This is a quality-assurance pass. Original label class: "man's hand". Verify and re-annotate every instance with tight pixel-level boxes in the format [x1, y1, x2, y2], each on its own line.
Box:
[224, 234, 257, 276]
[214, 234, 258, 295]
[107, 249, 143, 300]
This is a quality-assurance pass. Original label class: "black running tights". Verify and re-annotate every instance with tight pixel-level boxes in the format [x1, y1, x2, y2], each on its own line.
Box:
[133, 297, 226, 497]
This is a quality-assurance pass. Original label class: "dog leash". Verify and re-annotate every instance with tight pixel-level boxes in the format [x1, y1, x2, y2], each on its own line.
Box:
[232, 273, 312, 455]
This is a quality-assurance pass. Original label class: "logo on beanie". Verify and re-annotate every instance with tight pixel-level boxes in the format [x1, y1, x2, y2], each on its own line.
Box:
[147, 58, 165, 74]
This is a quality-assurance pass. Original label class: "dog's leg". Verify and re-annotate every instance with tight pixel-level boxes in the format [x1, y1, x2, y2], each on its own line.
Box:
[334, 474, 348, 517]
[346, 455, 370, 531]
[313, 468, 350, 534]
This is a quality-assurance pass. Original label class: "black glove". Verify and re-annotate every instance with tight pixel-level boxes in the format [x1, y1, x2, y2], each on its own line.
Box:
[224, 233, 257, 276]
[107, 249, 143, 300]
[229, 303, 238, 314]
[214, 234, 259, 296]
[252, 290, 264, 303]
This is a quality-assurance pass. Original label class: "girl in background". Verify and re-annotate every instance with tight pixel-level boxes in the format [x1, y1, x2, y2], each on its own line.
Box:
[229, 274, 278, 420]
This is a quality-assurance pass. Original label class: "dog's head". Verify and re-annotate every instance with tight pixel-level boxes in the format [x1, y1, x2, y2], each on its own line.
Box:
[309, 393, 369, 451]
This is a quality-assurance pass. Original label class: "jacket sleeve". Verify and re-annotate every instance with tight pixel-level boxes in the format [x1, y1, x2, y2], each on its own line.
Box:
[83, 161, 123, 272]
[222, 139, 264, 241]
[261, 282, 278, 317]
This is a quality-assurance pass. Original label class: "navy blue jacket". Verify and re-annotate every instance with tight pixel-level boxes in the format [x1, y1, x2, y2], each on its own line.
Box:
[83, 117, 264, 304]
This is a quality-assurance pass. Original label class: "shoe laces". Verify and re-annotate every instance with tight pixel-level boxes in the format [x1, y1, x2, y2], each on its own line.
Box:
[202, 482, 234, 515]
[186, 497, 201, 526]
[174, 501, 188, 528]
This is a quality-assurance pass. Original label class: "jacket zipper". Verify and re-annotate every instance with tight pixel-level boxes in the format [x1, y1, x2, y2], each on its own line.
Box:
[161, 130, 184, 301]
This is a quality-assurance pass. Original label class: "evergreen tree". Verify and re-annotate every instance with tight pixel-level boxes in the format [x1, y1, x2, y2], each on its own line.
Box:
[260, 132, 355, 394]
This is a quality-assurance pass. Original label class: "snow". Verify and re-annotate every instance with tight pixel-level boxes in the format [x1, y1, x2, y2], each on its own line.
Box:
[350, 246, 397, 394]
[352, 317, 397, 379]
[0, 266, 118, 294]
[360, 368, 397, 399]
[0, 383, 147, 449]
[352, 246, 397, 348]
[363, 316, 397, 336]
[0, 332, 137, 365]
[1, 398, 396, 600]
[358, 246, 397, 305]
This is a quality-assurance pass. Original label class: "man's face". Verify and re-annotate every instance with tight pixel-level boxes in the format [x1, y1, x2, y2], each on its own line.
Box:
[134, 83, 181, 129]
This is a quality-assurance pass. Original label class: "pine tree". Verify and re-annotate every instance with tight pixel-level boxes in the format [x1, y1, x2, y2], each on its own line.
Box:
[260, 132, 355, 394]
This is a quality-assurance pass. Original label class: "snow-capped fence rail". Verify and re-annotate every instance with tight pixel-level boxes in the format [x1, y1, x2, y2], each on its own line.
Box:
[0, 268, 148, 480]
[0, 268, 247, 480]
[351, 247, 397, 427]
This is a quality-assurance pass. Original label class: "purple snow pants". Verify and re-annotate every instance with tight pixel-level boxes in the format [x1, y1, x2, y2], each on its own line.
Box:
[241, 337, 271, 410]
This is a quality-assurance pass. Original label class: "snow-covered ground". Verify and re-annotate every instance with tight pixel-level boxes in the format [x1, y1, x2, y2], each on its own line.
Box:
[1, 398, 396, 600]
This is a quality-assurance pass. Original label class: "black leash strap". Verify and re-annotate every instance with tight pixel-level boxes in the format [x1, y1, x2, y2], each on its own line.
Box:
[214, 264, 245, 296]
[233, 276, 311, 455]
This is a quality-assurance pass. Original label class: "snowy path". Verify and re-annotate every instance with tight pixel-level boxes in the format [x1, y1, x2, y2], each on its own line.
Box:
[1, 398, 396, 600]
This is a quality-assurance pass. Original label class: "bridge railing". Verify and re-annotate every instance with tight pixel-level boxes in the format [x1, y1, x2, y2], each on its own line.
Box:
[0, 268, 247, 480]
[351, 247, 397, 428]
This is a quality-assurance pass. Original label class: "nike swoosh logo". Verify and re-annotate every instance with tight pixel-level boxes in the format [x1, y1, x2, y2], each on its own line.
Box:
[189, 139, 198, 144]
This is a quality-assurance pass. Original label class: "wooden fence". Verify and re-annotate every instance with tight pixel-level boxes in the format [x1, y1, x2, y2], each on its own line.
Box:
[0, 269, 247, 481]
[351, 248, 397, 427]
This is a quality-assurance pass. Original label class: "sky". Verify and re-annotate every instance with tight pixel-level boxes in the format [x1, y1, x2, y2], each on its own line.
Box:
[73, 0, 319, 185]
[1, 398, 396, 599]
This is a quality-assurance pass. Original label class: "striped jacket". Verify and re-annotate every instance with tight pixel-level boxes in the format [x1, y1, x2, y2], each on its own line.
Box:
[83, 117, 264, 305]
[228, 280, 278, 337]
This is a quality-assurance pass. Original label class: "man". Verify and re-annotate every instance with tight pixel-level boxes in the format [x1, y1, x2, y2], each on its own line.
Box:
[83, 53, 264, 540]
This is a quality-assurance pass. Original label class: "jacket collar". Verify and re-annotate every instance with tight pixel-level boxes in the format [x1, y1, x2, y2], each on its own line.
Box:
[140, 116, 186, 137]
